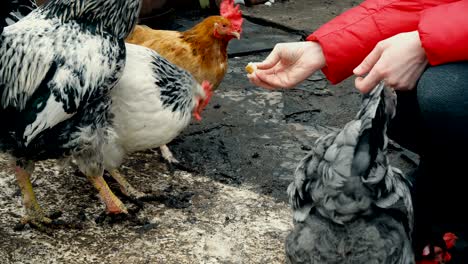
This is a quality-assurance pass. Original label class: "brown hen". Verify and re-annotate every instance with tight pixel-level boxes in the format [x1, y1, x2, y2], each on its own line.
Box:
[126, 0, 243, 90]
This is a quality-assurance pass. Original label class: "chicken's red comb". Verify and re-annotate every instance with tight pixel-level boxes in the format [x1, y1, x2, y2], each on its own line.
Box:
[220, 0, 243, 33]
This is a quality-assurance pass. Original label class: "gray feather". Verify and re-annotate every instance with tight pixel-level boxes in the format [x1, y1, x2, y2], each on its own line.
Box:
[286, 215, 414, 264]
[286, 82, 414, 263]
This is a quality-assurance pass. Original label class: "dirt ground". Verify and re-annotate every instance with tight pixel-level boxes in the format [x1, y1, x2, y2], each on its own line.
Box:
[0, 1, 419, 263]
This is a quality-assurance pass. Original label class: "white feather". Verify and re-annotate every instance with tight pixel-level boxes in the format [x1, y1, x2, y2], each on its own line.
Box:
[103, 44, 200, 169]
[24, 96, 74, 145]
[1, 14, 125, 145]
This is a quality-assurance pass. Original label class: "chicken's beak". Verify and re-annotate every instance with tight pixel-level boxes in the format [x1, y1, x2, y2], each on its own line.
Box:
[230, 31, 241, 40]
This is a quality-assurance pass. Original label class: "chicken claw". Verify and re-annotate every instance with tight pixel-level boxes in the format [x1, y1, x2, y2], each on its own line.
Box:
[14, 164, 54, 231]
[108, 169, 147, 200]
[87, 174, 128, 214]
[160, 144, 179, 164]
[19, 213, 53, 231]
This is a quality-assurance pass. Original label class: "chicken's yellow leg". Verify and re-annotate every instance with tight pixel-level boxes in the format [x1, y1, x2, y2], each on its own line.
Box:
[15, 163, 52, 227]
[109, 169, 146, 199]
[87, 174, 128, 214]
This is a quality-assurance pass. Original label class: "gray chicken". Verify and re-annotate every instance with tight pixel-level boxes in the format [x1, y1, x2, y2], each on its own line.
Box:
[286, 82, 414, 264]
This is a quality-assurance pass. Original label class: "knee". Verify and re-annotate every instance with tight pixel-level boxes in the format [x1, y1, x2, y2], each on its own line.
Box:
[416, 62, 468, 148]
[416, 62, 468, 117]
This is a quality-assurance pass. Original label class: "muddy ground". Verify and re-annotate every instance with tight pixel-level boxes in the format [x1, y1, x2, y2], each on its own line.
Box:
[0, 1, 418, 263]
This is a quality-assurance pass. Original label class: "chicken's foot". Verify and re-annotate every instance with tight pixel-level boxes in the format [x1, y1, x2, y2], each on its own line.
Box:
[109, 169, 147, 200]
[87, 174, 128, 214]
[160, 144, 179, 164]
[14, 163, 53, 231]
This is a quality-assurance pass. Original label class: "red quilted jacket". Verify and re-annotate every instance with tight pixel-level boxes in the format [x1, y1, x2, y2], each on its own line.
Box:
[307, 0, 468, 84]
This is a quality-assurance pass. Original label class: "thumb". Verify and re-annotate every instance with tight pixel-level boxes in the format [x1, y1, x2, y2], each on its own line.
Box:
[257, 48, 281, 70]
[353, 44, 383, 76]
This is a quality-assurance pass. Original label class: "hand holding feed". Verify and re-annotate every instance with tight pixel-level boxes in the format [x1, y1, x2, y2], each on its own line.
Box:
[247, 41, 326, 89]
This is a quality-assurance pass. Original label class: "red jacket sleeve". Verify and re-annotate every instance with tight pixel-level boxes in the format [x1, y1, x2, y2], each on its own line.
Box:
[419, 0, 468, 65]
[307, 0, 460, 84]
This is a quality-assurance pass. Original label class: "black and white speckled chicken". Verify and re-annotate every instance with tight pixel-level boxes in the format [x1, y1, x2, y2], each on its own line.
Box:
[101, 43, 213, 201]
[0, 0, 141, 229]
[3, 0, 213, 223]
[286, 83, 415, 264]
[1, 0, 37, 27]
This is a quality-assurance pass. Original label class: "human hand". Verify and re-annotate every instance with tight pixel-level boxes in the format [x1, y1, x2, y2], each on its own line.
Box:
[353, 31, 428, 93]
[247, 41, 326, 89]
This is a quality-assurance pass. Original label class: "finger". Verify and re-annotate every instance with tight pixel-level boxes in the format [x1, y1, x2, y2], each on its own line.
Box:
[353, 44, 383, 76]
[256, 47, 281, 70]
[255, 70, 289, 89]
[247, 72, 278, 90]
[354, 68, 381, 94]
[257, 62, 285, 76]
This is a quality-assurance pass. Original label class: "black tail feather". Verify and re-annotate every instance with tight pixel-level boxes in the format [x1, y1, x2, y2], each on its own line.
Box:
[351, 83, 396, 177]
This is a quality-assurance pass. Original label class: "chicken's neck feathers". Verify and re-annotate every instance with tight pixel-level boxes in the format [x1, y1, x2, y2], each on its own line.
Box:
[149, 53, 198, 117]
[181, 22, 229, 59]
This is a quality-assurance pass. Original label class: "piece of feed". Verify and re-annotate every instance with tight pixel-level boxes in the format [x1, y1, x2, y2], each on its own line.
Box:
[245, 62, 257, 74]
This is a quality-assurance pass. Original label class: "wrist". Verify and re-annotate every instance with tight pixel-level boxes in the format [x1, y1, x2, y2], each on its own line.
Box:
[305, 40, 326, 69]
[411, 31, 429, 65]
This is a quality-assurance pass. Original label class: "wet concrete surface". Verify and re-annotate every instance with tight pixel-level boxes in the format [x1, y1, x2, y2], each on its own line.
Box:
[172, 55, 358, 200]
[0, 0, 419, 263]
[171, 51, 418, 202]
[139, 8, 304, 57]
[0, 155, 292, 263]
[241, 0, 360, 32]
